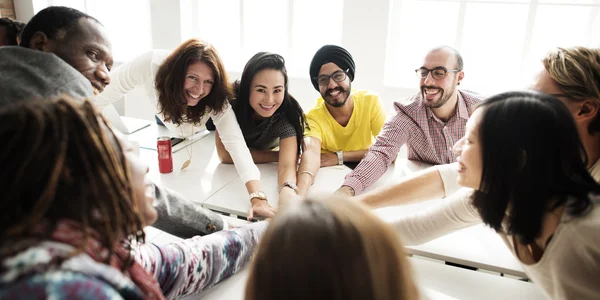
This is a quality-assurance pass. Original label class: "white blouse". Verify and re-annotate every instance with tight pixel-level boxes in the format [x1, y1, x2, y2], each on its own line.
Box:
[95, 50, 260, 183]
[393, 167, 600, 299]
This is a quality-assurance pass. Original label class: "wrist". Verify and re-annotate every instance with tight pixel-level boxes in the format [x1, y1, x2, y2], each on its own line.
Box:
[251, 198, 267, 206]
[341, 185, 355, 196]
[335, 151, 344, 165]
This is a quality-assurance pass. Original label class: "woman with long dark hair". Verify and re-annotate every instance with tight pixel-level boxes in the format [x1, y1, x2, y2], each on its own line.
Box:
[216, 52, 307, 206]
[392, 91, 600, 299]
[95, 38, 275, 219]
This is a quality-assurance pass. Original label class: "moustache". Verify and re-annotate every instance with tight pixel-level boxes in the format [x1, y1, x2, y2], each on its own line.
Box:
[326, 87, 346, 95]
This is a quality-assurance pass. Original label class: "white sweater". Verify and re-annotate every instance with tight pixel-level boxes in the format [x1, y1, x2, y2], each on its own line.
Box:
[95, 50, 260, 184]
[394, 161, 600, 299]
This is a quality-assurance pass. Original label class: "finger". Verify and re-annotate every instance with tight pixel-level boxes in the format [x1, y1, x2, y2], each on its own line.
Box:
[247, 207, 254, 221]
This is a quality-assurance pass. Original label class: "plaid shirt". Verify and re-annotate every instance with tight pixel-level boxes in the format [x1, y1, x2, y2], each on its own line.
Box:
[343, 90, 485, 194]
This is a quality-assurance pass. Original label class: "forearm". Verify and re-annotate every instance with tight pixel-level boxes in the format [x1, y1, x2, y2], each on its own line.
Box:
[342, 149, 369, 162]
[297, 137, 321, 196]
[355, 166, 445, 208]
[389, 188, 480, 246]
[136, 222, 267, 298]
[250, 149, 279, 163]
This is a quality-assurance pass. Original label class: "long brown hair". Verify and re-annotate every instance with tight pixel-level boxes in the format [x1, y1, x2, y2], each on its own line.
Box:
[155, 38, 233, 125]
[0, 97, 145, 264]
[245, 196, 418, 300]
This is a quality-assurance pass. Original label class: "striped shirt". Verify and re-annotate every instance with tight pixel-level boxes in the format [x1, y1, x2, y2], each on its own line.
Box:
[343, 90, 485, 195]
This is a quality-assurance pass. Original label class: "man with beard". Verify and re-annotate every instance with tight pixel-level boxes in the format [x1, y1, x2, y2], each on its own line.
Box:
[295, 45, 386, 197]
[337, 46, 485, 196]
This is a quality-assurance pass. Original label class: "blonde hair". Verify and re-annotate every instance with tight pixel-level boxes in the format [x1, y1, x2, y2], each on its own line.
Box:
[245, 196, 418, 300]
[542, 47, 600, 132]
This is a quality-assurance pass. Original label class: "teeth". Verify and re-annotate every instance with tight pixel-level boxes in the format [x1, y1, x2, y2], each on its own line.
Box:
[329, 90, 340, 96]
[187, 91, 201, 99]
[425, 89, 439, 95]
[93, 88, 99, 96]
[260, 104, 275, 109]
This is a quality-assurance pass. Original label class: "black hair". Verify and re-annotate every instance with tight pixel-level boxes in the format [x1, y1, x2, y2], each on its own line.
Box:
[472, 91, 598, 244]
[232, 52, 307, 153]
[20, 6, 100, 48]
[0, 17, 26, 46]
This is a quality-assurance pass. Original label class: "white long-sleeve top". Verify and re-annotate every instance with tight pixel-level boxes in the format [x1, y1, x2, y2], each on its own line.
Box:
[392, 163, 600, 299]
[95, 50, 260, 184]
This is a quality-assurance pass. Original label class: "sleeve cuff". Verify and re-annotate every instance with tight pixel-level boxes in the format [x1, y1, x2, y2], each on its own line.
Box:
[342, 176, 364, 195]
[435, 163, 461, 197]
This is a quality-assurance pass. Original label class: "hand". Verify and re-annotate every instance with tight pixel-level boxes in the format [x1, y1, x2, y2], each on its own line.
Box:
[320, 152, 338, 167]
[335, 185, 355, 197]
[247, 199, 276, 221]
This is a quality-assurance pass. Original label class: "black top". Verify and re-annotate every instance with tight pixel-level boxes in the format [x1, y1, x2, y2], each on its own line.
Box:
[244, 113, 296, 150]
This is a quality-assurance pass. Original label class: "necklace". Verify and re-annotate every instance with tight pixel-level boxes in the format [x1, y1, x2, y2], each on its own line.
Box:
[180, 125, 193, 170]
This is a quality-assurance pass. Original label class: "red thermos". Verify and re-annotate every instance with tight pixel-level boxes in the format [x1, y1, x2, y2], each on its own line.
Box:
[157, 136, 173, 173]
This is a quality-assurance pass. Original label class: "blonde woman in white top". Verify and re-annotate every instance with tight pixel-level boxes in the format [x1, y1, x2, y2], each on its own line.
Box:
[392, 91, 600, 299]
[95, 38, 275, 219]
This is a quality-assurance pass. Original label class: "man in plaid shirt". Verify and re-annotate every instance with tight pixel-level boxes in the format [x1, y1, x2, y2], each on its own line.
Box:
[338, 46, 485, 196]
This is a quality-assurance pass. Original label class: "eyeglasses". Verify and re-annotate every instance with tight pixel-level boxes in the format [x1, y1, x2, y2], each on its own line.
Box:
[415, 67, 461, 80]
[315, 70, 348, 86]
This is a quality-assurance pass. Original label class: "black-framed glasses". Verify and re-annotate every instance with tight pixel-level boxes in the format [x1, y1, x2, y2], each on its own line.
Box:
[415, 67, 461, 80]
[315, 69, 348, 86]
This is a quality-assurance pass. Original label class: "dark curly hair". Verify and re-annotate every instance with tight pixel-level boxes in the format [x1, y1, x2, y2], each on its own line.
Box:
[155, 38, 233, 125]
[0, 97, 145, 267]
[19, 6, 100, 48]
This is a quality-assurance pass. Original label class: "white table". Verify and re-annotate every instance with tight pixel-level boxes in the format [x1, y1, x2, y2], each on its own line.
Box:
[134, 129, 240, 204]
[202, 164, 351, 215]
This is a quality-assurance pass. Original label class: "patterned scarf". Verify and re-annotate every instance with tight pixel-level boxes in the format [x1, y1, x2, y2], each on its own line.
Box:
[48, 220, 165, 299]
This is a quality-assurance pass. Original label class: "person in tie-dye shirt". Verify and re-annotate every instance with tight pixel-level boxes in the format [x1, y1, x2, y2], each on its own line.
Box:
[0, 97, 265, 300]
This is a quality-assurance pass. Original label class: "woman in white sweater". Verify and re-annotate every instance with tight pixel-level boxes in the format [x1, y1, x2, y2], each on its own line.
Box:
[393, 91, 600, 299]
[95, 38, 275, 219]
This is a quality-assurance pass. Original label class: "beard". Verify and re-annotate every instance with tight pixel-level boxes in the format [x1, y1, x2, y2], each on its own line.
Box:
[421, 84, 456, 109]
[321, 82, 351, 108]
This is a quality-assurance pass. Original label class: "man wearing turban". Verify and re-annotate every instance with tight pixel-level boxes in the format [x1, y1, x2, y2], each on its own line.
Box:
[295, 45, 386, 197]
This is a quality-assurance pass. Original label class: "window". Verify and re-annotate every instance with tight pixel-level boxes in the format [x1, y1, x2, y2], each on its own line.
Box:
[385, 0, 600, 95]
[180, 0, 343, 76]
[33, 0, 152, 62]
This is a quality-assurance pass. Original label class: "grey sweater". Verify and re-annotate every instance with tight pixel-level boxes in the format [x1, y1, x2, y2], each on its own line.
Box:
[0, 46, 93, 105]
[0, 46, 224, 237]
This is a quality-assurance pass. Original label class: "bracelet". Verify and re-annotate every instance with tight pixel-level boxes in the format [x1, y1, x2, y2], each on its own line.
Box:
[297, 170, 315, 186]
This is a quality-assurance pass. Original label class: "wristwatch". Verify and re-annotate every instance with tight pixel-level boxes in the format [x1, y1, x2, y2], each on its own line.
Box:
[249, 191, 268, 203]
[336, 151, 344, 165]
[279, 182, 299, 194]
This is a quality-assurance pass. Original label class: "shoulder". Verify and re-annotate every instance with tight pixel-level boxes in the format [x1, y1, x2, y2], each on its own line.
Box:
[393, 92, 423, 114]
[306, 99, 328, 119]
[1, 271, 124, 300]
[0, 47, 92, 105]
[352, 89, 380, 101]
[458, 89, 486, 106]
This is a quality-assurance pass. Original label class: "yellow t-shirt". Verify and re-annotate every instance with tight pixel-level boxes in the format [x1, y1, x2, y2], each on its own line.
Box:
[305, 89, 385, 152]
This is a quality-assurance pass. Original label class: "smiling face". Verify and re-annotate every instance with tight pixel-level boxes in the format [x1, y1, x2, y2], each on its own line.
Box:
[112, 132, 157, 226]
[453, 108, 483, 190]
[183, 60, 215, 106]
[419, 49, 463, 109]
[318, 62, 351, 107]
[249, 69, 285, 119]
[51, 18, 113, 94]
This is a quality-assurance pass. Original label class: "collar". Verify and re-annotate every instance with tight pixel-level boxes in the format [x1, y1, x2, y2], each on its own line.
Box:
[424, 91, 469, 123]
